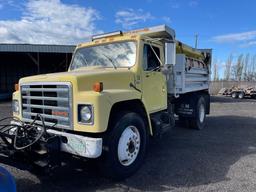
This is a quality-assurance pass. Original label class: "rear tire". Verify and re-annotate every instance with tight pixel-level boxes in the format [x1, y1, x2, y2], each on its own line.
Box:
[100, 112, 148, 180]
[238, 92, 244, 99]
[188, 96, 206, 130]
[251, 95, 256, 99]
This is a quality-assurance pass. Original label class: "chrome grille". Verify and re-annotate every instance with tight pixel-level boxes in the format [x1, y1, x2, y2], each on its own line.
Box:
[21, 82, 73, 130]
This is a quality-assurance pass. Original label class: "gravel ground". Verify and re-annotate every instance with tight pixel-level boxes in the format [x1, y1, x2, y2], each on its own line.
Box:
[0, 96, 256, 192]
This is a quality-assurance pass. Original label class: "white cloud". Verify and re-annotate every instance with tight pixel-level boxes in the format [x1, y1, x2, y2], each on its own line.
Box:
[0, 0, 28, 12]
[240, 41, 256, 48]
[169, 0, 180, 9]
[212, 31, 256, 43]
[0, 0, 101, 44]
[115, 8, 154, 29]
[189, 0, 198, 7]
[162, 16, 171, 24]
[247, 41, 256, 46]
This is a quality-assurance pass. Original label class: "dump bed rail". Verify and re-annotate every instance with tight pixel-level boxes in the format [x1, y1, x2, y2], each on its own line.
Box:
[167, 52, 211, 95]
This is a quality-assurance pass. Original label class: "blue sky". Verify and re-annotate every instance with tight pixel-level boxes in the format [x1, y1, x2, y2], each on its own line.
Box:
[0, 0, 256, 77]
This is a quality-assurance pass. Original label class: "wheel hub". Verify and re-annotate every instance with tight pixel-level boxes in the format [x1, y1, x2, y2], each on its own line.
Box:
[118, 126, 141, 166]
[199, 104, 205, 123]
[128, 141, 135, 153]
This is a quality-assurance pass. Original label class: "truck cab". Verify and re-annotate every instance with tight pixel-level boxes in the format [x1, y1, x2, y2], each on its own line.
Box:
[12, 25, 211, 179]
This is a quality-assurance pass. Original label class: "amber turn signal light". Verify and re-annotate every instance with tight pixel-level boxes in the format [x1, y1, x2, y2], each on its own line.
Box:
[14, 83, 19, 91]
[93, 82, 103, 92]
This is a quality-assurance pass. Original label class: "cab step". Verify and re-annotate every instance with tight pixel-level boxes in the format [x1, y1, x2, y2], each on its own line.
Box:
[151, 111, 175, 137]
[34, 148, 48, 155]
[33, 160, 49, 168]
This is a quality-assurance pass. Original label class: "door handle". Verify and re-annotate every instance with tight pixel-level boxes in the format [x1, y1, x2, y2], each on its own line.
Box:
[162, 85, 166, 92]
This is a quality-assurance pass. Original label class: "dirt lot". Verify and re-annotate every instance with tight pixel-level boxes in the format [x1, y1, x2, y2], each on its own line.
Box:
[0, 96, 256, 192]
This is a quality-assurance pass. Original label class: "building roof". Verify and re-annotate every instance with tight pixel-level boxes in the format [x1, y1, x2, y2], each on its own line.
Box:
[0, 44, 76, 53]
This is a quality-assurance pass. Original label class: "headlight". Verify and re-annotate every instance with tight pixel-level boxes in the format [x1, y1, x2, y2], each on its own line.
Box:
[12, 100, 19, 114]
[78, 105, 93, 124]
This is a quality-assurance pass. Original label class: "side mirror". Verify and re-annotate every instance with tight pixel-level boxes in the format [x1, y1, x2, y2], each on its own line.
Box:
[161, 64, 173, 76]
[165, 42, 176, 65]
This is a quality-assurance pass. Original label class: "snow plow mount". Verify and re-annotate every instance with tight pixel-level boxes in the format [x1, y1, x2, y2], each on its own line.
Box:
[0, 114, 50, 151]
[0, 114, 63, 171]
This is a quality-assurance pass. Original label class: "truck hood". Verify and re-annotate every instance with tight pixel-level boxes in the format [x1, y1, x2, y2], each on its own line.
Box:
[19, 67, 135, 92]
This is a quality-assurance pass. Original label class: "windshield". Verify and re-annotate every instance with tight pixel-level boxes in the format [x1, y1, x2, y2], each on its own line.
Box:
[70, 41, 136, 70]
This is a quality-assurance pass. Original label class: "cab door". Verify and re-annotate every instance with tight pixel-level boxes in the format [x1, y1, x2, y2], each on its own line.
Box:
[141, 43, 167, 113]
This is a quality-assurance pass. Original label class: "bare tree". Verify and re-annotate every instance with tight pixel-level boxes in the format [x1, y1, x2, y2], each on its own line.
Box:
[232, 54, 244, 81]
[242, 53, 250, 81]
[212, 59, 219, 81]
[246, 54, 256, 81]
[238, 54, 244, 81]
[224, 53, 233, 80]
[250, 54, 256, 81]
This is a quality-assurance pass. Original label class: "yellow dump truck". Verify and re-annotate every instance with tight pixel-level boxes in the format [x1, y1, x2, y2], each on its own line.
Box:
[11, 25, 212, 179]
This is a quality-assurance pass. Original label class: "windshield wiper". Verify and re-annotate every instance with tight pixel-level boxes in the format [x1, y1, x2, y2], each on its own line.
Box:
[102, 53, 117, 69]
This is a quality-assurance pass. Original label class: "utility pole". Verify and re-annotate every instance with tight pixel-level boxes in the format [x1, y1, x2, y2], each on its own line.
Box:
[195, 34, 198, 48]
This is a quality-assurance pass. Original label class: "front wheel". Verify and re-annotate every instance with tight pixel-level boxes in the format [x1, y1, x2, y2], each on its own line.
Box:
[188, 96, 206, 130]
[231, 92, 238, 99]
[101, 112, 148, 180]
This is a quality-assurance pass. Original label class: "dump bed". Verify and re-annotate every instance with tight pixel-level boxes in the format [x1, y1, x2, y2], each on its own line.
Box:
[167, 49, 212, 95]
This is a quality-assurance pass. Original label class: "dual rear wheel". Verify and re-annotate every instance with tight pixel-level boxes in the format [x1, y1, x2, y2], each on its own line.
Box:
[179, 96, 206, 130]
[232, 92, 245, 99]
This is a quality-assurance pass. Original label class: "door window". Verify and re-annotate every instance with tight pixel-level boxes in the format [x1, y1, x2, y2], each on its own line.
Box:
[143, 44, 161, 71]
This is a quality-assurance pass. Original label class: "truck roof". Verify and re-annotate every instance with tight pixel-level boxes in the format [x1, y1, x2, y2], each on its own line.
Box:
[92, 25, 176, 41]
[76, 25, 176, 49]
[76, 25, 211, 64]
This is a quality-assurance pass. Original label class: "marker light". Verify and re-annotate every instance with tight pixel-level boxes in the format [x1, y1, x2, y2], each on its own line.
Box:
[93, 82, 103, 92]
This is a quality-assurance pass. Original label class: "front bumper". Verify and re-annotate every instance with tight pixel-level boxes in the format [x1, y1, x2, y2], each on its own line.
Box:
[47, 129, 102, 158]
[10, 120, 103, 158]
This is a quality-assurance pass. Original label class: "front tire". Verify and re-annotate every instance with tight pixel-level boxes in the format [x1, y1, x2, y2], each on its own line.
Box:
[231, 92, 238, 99]
[101, 112, 148, 180]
